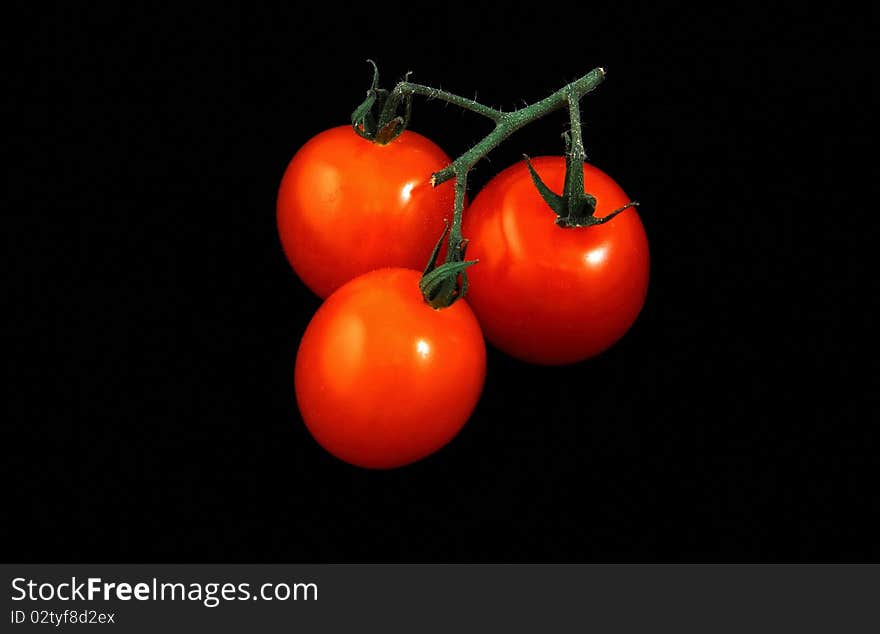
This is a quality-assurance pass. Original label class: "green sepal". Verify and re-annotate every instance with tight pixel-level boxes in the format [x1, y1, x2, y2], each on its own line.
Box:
[523, 155, 564, 216]
[373, 116, 404, 144]
[350, 60, 410, 144]
[524, 146, 606, 227]
[420, 226, 477, 308]
[351, 60, 380, 140]
[423, 220, 450, 276]
[563, 200, 641, 228]
[419, 259, 478, 309]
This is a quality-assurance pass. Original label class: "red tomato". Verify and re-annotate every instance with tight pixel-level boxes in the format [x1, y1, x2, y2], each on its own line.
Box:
[294, 268, 486, 469]
[277, 126, 456, 298]
[462, 157, 649, 365]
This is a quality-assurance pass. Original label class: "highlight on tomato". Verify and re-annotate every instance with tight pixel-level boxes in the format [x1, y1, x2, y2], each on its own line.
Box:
[277, 126, 456, 298]
[462, 157, 650, 365]
[294, 268, 486, 469]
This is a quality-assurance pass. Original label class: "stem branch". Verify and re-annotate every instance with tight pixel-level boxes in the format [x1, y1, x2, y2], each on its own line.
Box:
[397, 83, 503, 121]
[567, 90, 586, 166]
[426, 68, 605, 189]
[359, 66, 609, 307]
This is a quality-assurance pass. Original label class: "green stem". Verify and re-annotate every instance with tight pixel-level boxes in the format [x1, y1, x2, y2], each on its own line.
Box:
[398, 84, 503, 121]
[424, 68, 605, 188]
[450, 170, 468, 256]
[565, 90, 586, 198]
[362, 66, 608, 307]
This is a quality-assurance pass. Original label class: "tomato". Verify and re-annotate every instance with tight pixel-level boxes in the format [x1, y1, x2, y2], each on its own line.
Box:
[294, 268, 486, 469]
[462, 157, 649, 365]
[277, 125, 456, 298]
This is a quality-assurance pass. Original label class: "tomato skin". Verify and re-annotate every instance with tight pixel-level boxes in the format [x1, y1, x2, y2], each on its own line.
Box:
[294, 268, 486, 469]
[462, 157, 650, 365]
[277, 126, 456, 298]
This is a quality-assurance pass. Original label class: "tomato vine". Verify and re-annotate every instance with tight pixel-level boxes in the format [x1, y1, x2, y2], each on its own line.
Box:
[352, 64, 636, 308]
[285, 62, 649, 467]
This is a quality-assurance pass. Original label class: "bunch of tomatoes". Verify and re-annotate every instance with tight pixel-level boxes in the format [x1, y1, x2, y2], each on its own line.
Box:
[277, 77, 649, 470]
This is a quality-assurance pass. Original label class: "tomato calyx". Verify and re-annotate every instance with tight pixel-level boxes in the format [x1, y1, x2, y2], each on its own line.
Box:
[351, 60, 412, 145]
[419, 221, 478, 309]
[524, 150, 640, 228]
[525, 89, 639, 229]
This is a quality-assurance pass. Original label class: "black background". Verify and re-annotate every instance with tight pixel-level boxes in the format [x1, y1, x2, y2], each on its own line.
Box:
[6, 4, 875, 561]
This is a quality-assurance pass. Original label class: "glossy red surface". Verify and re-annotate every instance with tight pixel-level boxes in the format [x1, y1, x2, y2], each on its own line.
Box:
[277, 126, 456, 298]
[463, 157, 650, 364]
[295, 269, 486, 469]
